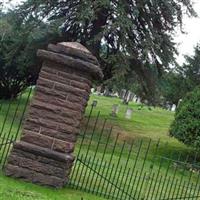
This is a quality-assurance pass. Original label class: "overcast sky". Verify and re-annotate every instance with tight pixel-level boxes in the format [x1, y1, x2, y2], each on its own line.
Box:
[175, 0, 200, 64]
[2, 0, 200, 65]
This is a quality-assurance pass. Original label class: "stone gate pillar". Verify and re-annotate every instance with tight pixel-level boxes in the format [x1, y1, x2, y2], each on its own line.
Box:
[5, 42, 103, 188]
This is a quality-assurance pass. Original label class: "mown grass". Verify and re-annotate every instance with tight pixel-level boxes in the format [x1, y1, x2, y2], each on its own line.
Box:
[86, 94, 193, 153]
[69, 94, 199, 199]
[0, 92, 198, 199]
[0, 90, 106, 200]
[0, 172, 105, 200]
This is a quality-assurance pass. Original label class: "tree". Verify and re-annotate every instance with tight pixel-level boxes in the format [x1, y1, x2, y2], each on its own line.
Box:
[159, 71, 189, 106]
[15, 0, 195, 104]
[160, 44, 200, 107]
[106, 63, 160, 104]
[181, 44, 200, 89]
[0, 11, 61, 99]
[170, 87, 200, 149]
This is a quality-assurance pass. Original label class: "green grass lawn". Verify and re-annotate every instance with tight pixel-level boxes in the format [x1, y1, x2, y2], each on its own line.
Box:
[0, 172, 105, 200]
[0, 92, 198, 199]
[69, 95, 199, 199]
[86, 94, 192, 153]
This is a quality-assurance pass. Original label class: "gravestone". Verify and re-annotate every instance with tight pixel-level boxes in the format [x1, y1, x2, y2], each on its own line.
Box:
[171, 104, 176, 112]
[111, 104, 119, 117]
[5, 42, 103, 188]
[125, 108, 133, 119]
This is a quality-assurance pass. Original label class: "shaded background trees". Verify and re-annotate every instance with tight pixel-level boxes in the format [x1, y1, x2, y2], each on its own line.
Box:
[0, 0, 198, 104]
[0, 10, 62, 99]
[1, 0, 194, 102]
[160, 44, 200, 107]
[170, 87, 200, 149]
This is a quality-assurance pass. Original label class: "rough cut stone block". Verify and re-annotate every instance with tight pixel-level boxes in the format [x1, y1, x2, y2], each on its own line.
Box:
[40, 127, 77, 142]
[5, 42, 103, 188]
[52, 139, 74, 153]
[21, 131, 54, 149]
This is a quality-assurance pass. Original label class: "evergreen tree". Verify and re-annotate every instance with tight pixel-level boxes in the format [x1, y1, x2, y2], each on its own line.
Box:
[0, 11, 61, 99]
[9, 0, 197, 102]
[160, 44, 200, 106]
[170, 87, 200, 149]
[181, 44, 200, 89]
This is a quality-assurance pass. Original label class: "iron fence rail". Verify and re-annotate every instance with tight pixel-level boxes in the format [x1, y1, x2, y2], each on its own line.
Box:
[0, 88, 32, 170]
[0, 91, 200, 200]
[69, 105, 200, 200]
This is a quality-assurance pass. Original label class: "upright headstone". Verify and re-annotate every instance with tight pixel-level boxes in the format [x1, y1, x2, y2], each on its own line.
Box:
[111, 104, 119, 117]
[133, 95, 137, 102]
[125, 108, 133, 119]
[120, 89, 126, 99]
[5, 42, 103, 188]
[171, 104, 176, 112]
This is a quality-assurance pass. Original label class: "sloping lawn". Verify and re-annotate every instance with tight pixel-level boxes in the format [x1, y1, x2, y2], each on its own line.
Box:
[86, 94, 190, 152]
[0, 93, 195, 199]
[0, 172, 105, 200]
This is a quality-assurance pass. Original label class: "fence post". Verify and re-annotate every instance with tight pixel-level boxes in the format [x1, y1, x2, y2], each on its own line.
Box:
[5, 42, 103, 188]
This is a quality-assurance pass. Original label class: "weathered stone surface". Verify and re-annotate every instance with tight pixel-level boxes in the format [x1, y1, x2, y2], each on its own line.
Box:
[21, 131, 54, 149]
[13, 141, 74, 163]
[31, 170, 67, 187]
[67, 93, 88, 105]
[35, 91, 84, 112]
[48, 42, 99, 66]
[28, 107, 79, 127]
[37, 49, 103, 80]
[31, 99, 82, 119]
[40, 127, 77, 142]
[6, 42, 103, 188]
[11, 148, 72, 169]
[54, 83, 89, 100]
[36, 78, 55, 89]
[57, 68, 92, 86]
[40, 70, 91, 93]
[8, 155, 65, 178]
[36, 85, 67, 100]
[26, 117, 57, 131]
[52, 139, 74, 153]
[6, 164, 66, 188]
[6, 164, 34, 180]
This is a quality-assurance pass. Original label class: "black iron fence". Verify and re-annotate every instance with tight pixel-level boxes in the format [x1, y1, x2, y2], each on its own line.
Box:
[69, 105, 200, 200]
[0, 88, 32, 170]
[0, 91, 200, 200]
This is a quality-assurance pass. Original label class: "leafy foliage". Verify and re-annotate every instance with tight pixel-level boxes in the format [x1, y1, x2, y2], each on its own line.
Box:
[15, 0, 195, 103]
[159, 71, 188, 106]
[181, 45, 200, 89]
[0, 11, 61, 99]
[170, 87, 200, 148]
[160, 44, 200, 106]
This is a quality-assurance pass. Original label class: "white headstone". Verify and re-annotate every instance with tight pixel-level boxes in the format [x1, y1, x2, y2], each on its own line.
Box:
[136, 97, 141, 104]
[133, 95, 137, 102]
[125, 108, 133, 119]
[171, 104, 176, 112]
[91, 88, 95, 93]
[111, 104, 119, 117]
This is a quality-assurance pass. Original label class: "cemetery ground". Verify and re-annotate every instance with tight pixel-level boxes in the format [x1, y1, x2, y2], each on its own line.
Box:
[0, 171, 105, 200]
[0, 93, 198, 199]
[87, 94, 188, 153]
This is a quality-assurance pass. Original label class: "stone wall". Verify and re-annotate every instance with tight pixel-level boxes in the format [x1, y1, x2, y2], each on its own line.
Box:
[5, 42, 103, 188]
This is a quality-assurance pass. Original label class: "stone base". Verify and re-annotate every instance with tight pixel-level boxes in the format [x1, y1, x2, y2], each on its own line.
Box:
[5, 141, 74, 188]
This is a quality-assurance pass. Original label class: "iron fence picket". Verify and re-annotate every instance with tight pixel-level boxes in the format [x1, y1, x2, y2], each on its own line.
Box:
[117, 141, 134, 200]
[70, 108, 200, 200]
[0, 95, 200, 200]
[109, 141, 126, 198]
[133, 139, 152, 198]
[0, 88, 32, 170]
[95, 131, 119, 193]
